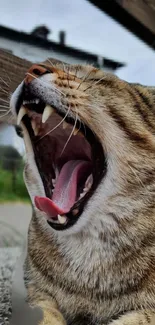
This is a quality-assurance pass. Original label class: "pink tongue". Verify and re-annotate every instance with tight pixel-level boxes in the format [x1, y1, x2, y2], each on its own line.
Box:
[35, 160, 91, 218]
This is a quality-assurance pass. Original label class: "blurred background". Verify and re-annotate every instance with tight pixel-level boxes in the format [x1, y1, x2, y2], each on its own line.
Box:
[0, 0, 155, 247]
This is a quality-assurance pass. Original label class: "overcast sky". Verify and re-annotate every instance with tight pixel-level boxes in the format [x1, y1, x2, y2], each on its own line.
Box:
[1, 0, 155, 64]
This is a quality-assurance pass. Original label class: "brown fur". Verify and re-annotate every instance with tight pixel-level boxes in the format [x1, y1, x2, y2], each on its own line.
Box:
[11, 63, 155, 325]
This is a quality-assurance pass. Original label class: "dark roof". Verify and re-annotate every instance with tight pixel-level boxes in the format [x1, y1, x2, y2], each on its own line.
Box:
[0, 25, 124, 70]
[31, 25, 51, 39]
[87, 0, 155, 50]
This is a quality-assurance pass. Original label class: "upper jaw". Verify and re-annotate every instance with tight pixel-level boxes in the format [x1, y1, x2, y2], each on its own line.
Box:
[10, 80, 106, 231]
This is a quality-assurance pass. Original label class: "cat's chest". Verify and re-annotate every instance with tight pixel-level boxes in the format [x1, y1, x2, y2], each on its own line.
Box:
[27, 231, 138, 324]
[44, 239, 118, 322]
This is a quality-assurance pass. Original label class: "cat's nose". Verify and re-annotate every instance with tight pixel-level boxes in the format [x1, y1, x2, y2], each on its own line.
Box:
[25, 64, 50, 85]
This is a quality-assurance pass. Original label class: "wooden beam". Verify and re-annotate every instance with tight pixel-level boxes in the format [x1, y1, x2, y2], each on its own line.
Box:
[116, 0, 155, 34]
[0, 50, 31, 124]
[87, 0, 155, 49]
[0, 50, 63, 124]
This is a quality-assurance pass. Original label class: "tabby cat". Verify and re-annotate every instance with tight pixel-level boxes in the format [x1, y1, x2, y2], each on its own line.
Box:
[10, 62, 155, 325]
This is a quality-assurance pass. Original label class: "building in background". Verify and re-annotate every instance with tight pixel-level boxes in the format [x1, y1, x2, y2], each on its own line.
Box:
[0, 24, 124, 154]
[0, 25, 123, 71]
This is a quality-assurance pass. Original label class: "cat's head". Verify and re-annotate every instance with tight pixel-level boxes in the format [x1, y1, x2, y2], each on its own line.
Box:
[10, 62, 155, 235]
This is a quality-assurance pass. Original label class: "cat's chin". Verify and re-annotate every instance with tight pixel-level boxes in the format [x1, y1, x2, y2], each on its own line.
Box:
[12, 84, 106, 231]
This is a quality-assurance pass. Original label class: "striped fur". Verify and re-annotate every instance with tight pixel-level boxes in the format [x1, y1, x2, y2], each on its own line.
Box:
[11, 64, 155, 325]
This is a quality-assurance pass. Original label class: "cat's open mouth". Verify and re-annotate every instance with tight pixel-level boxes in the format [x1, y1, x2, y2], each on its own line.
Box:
[15, 96, 106, 230]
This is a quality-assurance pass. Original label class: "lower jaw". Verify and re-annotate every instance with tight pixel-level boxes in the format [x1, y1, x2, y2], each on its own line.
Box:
[31, 147, 106, 230]
[34, 182, 93, 231]
[20, 109, 106, 231]
[33, 165, 106, 231]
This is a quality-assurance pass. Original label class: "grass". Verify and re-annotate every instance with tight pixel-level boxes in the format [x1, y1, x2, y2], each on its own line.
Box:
[0, 167, 30, 203]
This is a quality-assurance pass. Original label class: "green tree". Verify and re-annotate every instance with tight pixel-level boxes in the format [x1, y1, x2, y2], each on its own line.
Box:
[0, 145, 22, 191]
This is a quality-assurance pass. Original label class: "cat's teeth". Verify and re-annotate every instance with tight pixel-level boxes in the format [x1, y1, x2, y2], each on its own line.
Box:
[78, 175, 93, 201]
[23, 98, 40, 105]
[73, 128, 79, 136]
[57, 214, 67, 224]
[42, 105, 54, 123]
[31, 120, 39, 136]
[79, 192, 85, 199]
[34, 127, 39, 136]
[31, 120, 36, 132]
[50, 218, 59, 224]
[52, 178, 56, 186]
[17, 106, 27, 125]
[63, 121, 69, 129]
[85, 174, 93, 189]
[55, 167, 59, 180]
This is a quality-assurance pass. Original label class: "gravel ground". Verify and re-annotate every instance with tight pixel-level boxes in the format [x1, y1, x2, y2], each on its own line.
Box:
[0, 203, 31, 247]
[0, 204, 31, 323]
[0, 204, 43, 324]
[0, 247, 21, 325]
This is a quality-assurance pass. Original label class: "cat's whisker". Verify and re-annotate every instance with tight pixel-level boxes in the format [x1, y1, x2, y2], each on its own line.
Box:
[6, 75, 11, 83]
[47, 58, 56, 69]
[0, 108, 11, 118]
[0, 105, 9, 109]
[0, 98, 9, 103]
[0, 77, 9, 87]
[62, 62, 66, 74]
[81, 120, 87, 137]
[84, 76, 106, 92]
[73, 66, 79, 81]
[0, 86, 8, 94]
[83, 81, 96, 93]
[60, 110, 78, 156]
[76, 70, 93, 90]
[47, 58, 63, 79]
[26, 73, 66, 97]
[66, 66, 70, 88]
[38, 106, 71, 142]
[127, 162, 145, 189]
[75, 109, 87, 137]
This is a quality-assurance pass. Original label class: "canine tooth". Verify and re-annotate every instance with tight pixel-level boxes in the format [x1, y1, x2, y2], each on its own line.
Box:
[55, 167, 59, 180]
[58, 214, 67, 224]
[85, 174, 93, 189]
[34, 127, 39, 136]
[17, 106, 27, 125]
[31, 120, 36, 132]
[31, 120, 39, 136]
[42, 105, 54, 123]
[79, 192, 85, 199]
[62, 121, 68, 129]
[34, 128, 39, 136]
[52, 178, 56, 186]
[73, 128, 79, 136]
